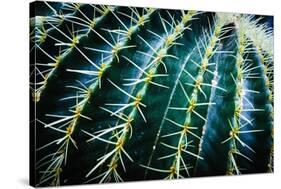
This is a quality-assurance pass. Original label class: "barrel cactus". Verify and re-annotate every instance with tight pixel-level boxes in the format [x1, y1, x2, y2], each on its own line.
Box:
[29, 1, 274, 187]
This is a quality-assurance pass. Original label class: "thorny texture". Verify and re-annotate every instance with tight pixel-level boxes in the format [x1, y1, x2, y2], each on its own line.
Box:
[30, 1, 274, 187]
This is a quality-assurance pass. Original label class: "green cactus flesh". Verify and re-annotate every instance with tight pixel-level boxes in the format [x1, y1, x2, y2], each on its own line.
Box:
[29, 1, 274, 186]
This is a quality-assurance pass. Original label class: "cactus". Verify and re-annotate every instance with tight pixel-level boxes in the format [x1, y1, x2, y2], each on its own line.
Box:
[29, 1, 274, 187]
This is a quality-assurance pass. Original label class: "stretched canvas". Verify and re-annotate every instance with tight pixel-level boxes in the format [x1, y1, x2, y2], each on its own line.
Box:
[30, 1, 274, 187]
